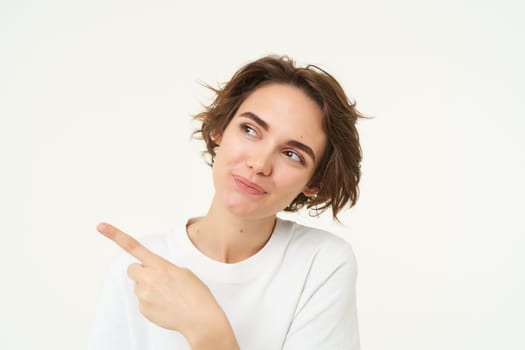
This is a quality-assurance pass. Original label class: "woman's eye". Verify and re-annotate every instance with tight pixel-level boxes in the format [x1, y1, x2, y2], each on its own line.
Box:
[241, 124, 257, 136]
[284, 150, 304, 164]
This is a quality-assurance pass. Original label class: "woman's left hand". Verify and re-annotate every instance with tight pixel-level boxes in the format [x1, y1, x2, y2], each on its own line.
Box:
[96, 223, 239, 350]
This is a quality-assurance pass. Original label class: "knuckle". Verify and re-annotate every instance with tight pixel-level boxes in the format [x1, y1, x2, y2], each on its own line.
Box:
[122, 237, 138, 252]
[136, 285, 153, 301]
[127, 263, 141, 278]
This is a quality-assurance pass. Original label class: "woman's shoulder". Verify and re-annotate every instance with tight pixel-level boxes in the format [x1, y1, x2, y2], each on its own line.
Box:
[277, 217, 357, 267]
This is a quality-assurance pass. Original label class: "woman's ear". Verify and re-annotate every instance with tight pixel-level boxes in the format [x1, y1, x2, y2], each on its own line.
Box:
[303, 178, 322, 197]
[212, 131, 222, 146]
[302, 186, 319, 198]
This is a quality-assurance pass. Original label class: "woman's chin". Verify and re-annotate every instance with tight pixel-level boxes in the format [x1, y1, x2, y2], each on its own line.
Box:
[221, 198, 268, 219]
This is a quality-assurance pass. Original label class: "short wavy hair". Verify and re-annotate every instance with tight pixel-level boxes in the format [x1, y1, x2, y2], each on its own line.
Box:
[193, 55, 364, 220]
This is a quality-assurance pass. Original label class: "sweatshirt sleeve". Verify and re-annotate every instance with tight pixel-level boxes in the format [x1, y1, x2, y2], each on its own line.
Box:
[283, 244, 360, 350]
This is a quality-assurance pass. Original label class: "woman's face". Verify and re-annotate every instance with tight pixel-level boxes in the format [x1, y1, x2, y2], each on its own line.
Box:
[212, 83, 327, 220]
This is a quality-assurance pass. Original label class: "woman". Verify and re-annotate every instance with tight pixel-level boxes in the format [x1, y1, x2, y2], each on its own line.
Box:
[90, 55, 363, 350]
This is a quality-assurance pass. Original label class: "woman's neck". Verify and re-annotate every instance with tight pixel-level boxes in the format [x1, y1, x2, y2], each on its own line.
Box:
[186, 204, 276, 264]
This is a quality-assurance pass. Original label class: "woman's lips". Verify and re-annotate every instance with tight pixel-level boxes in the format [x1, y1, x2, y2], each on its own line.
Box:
[233, 175, 267, 195]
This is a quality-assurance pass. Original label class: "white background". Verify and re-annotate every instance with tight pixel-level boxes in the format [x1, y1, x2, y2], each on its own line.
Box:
[1, 0, 524, 349]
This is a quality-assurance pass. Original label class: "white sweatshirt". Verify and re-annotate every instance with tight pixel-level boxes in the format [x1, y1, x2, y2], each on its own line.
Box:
[90, 217, 360, 350]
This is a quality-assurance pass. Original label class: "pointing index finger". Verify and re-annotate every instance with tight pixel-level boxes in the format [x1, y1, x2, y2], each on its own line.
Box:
[97, 222, 165, 266]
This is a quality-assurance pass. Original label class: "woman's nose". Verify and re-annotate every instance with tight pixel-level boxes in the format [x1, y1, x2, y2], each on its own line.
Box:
[246, 147, 273, 176]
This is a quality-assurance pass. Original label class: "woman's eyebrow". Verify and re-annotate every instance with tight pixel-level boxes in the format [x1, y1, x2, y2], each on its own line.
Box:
[287, 140, 316, 162]
[239, 111, 316, 162]
[240, 112, 269, 131]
